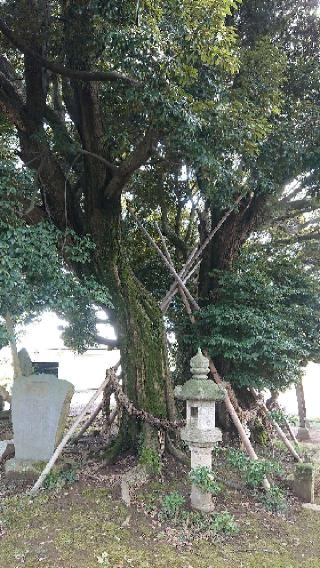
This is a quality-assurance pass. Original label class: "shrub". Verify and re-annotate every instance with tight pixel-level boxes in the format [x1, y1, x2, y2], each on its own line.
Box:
[260, 485, 287, 513]
[43, 468, 77, 490]
[189, 467, 221, 495]
[161, 492, 185, 519]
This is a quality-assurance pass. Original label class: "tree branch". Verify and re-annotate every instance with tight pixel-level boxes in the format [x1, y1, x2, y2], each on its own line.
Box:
[0, 17, 139, 86]
[274, 231, 320, 245]
[105, 129, 157, 197]
[95, 335, 119, 348]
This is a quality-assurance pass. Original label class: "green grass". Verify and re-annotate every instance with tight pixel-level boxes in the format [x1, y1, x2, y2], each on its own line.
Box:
[1, 485, 320, 567]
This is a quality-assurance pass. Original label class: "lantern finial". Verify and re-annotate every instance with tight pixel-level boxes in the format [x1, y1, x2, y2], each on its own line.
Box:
[190, 348, 210, 380]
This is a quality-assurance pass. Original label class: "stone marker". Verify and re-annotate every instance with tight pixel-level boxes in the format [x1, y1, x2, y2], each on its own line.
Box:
[175, 348, 225, 512]
[5, 374, 74, 479]
[18, 348, 34, 377]
[0, 439, 14, 464]
[293, 462, 315, 503]
[302, 503, 320, 512]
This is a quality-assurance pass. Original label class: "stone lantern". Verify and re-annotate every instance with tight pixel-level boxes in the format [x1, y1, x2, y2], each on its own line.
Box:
[174, 348, 225, 512]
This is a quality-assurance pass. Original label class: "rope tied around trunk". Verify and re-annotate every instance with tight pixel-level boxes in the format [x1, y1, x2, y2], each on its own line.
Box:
[108, 371, 185, 431]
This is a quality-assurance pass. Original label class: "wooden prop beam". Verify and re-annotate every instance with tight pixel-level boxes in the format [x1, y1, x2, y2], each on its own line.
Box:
[128, 206, 200, 311]
[250, 388, 302, 462]
[160, 194, 244, 311]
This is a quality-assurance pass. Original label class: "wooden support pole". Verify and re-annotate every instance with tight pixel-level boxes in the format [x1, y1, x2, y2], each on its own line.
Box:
[73, 400, 104, 442]
[155, 223, 196, 324]
[161, 261, 201, 312]
[128, 206, 200, 311]
[30, 364, 119, 496]
[250, 388, 302, 462]
[160, 194, 244, 310]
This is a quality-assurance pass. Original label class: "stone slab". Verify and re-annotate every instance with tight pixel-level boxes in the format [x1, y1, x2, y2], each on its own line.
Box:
[18, 348, 33, 376]
[302, 503, 320, 512]
[5, 458, 44, 481]
[11, 374, 74, 462]
[293, 463, 314, 503]
[0, 439, 14, 463]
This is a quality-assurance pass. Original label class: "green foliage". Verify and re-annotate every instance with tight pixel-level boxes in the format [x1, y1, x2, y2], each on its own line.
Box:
[226, 448, 283, 488]
[139, 447, 162, 474]
[180, 244, 320, 391]
[160, 491, 238, 536]
[189, 466, 221, 495]
[0, 159, 112, 352]
[209, 511, 238, 534]
[160, 491, 185, 519]
[259, 485, 287, 513]
[43, 468, 77, 491]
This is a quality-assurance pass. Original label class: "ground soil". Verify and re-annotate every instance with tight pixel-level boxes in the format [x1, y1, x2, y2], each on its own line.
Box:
[1, 417, 320, 568]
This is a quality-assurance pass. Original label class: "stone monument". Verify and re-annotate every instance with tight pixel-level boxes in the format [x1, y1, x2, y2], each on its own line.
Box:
[293, 462, 315, 503]
[175, 348, 225, 512]
[6, 373, 74, 478]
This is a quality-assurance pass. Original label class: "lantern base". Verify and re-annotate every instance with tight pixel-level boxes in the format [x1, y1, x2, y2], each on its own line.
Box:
[191, 485, 215, 512]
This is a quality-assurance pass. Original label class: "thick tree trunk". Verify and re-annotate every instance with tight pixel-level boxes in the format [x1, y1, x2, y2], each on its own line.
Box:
[89, 200, 173, 461]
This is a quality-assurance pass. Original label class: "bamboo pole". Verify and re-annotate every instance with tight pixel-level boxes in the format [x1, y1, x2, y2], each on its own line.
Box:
[30, 364, 119, 496]
[128, 206, 200, 311]
[160, 194, 244, 310]
[250, 388, 302, 462]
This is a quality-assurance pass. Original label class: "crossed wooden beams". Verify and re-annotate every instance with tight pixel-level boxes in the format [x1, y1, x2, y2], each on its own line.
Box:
[30, 195, 301, 495]
[129, 197, 302, 489]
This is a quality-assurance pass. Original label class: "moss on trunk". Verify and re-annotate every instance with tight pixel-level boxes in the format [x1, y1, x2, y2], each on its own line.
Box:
[89, 199, 173, 461]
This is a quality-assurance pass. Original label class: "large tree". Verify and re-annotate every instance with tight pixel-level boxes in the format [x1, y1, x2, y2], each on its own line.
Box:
[0, 0, 241, 456]
[1, 0, 320, 455]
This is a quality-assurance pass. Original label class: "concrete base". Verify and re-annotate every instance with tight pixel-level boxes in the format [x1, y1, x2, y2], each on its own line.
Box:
[191, 485, 215, 513]
[297, 427, 311, 442]
[5, 458, 45, 481]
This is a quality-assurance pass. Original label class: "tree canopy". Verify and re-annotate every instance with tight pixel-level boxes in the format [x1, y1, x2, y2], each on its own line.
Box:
[0, 0, 320, 452]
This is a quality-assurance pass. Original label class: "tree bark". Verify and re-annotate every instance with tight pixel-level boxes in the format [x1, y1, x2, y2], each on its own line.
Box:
[89, 200, 172, 461]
